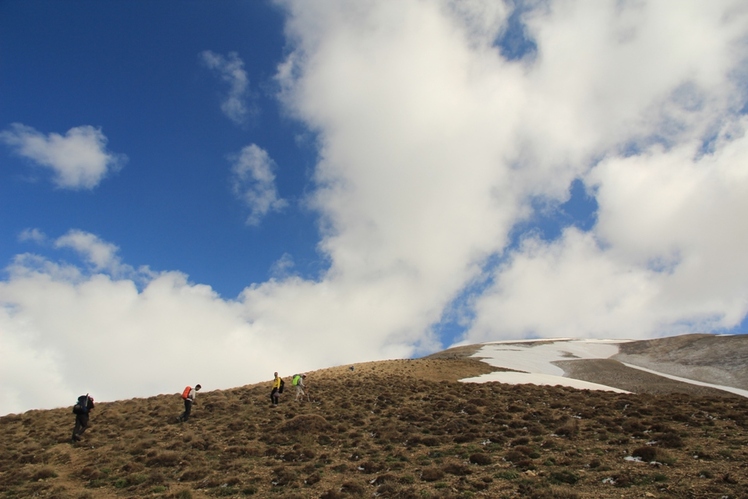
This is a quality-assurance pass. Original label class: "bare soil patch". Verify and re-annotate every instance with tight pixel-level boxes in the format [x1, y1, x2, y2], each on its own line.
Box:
[614, 334, 748, 390]
[556, 358, 741, 397]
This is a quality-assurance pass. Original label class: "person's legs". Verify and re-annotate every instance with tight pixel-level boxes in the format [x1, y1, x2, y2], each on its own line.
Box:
[72, 414, 88, 441]
[270, 388, 279, 405]
[72, 417, 80, 441]
[78, 414, 89, 435]
[182, 399, 192, 421]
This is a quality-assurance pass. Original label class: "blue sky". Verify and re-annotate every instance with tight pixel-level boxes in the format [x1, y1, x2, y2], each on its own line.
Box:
[1, 1, 321, 298]
[2, 0, 748, 415]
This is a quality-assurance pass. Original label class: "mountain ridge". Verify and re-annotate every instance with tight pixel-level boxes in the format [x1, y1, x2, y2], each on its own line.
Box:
[2, 333, 748, 498]
[433, 333, 748, 397]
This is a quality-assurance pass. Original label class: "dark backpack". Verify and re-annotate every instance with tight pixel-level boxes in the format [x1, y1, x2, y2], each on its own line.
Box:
[73, 395, 91, 415]
[278, 378, 285, 394]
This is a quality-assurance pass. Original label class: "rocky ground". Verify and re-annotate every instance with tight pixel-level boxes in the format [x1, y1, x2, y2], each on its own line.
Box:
[613, 334, 748, 390]
[1, 356, 748, 499]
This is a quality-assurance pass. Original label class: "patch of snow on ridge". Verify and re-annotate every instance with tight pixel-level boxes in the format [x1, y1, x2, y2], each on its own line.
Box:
[459, 338, 748, 398]
[460, 371, 630, 393]
[459, 339, 628, 392]
[474, 339, 624, 376]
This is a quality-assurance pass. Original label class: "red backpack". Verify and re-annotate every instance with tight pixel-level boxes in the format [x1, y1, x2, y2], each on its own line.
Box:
[181, 386, 191, 400]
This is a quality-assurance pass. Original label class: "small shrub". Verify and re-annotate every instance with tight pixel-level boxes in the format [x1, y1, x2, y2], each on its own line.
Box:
[420, 467, 444, 482]
[511, 437, 530, 447]
[340, 481, 365, 494]
[31, 468, 57, 480]
[632, 446, 657, 462]
[469, 453, 492, 466]
[442, 462, 472, 476]
[656, 432, 684, 448]
[271, 467, 297, 487]
[357, 461, 383, 473]
[496, 470, 519, 480]
[371, 473, 397, 485]
[179, 470, 202, 482]
[549, 470, 579, 485]
[555, 423, 578, 439]
[145, 451, 180, 467]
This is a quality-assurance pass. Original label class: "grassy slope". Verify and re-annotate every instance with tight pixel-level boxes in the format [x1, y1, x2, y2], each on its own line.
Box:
[1, 357, 747, 499]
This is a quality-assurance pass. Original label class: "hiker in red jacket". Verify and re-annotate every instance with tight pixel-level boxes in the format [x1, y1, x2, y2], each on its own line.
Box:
[178, 384, 201, 422]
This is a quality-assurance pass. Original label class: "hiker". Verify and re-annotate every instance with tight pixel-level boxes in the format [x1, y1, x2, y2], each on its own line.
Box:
[293, 373, 308, 402]
[178, 384, 201, 422]
[270, 372, 283, 406]
[71, 394, 95, 443]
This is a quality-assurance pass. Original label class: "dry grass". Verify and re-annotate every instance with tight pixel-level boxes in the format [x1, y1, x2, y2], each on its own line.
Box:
[1, 357, 748, 498]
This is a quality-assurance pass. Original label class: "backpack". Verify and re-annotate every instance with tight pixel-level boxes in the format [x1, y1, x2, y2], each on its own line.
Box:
[292, 374, 301, 386]
[181, 386, 191, 400]
[278, 378, 285, 394]
[73, 395, 90, 415]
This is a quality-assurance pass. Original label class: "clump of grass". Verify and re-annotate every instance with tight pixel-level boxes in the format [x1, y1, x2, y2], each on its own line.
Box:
[469, 452, 492, 465]
[549, 470, 579, 485]
[420, 467, 445, 482]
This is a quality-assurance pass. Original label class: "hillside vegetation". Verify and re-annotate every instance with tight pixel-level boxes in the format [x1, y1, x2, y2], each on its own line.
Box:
[2, 357, 747, 498]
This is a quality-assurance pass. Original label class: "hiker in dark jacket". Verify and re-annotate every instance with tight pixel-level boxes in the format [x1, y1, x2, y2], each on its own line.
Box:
[178, 384, 201, 422]
[72, 395, 95, 443]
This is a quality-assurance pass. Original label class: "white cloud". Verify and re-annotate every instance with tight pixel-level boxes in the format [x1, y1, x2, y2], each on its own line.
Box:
[270, 253, 296, 278]
[0, 260, 275, 414]
[0, 124, 126, 190]
[276, 0, 748, 345]
[200, 50, 251, 125]
[230, 144, 288, 225]
[0, 239, 420, 415]
[18, 228, 47, 244]
[465, 116, 748, 343]
[54, 229, 130, 276]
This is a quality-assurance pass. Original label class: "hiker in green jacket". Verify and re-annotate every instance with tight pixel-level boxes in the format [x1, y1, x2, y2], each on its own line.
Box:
[293, 373, 308, 402]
